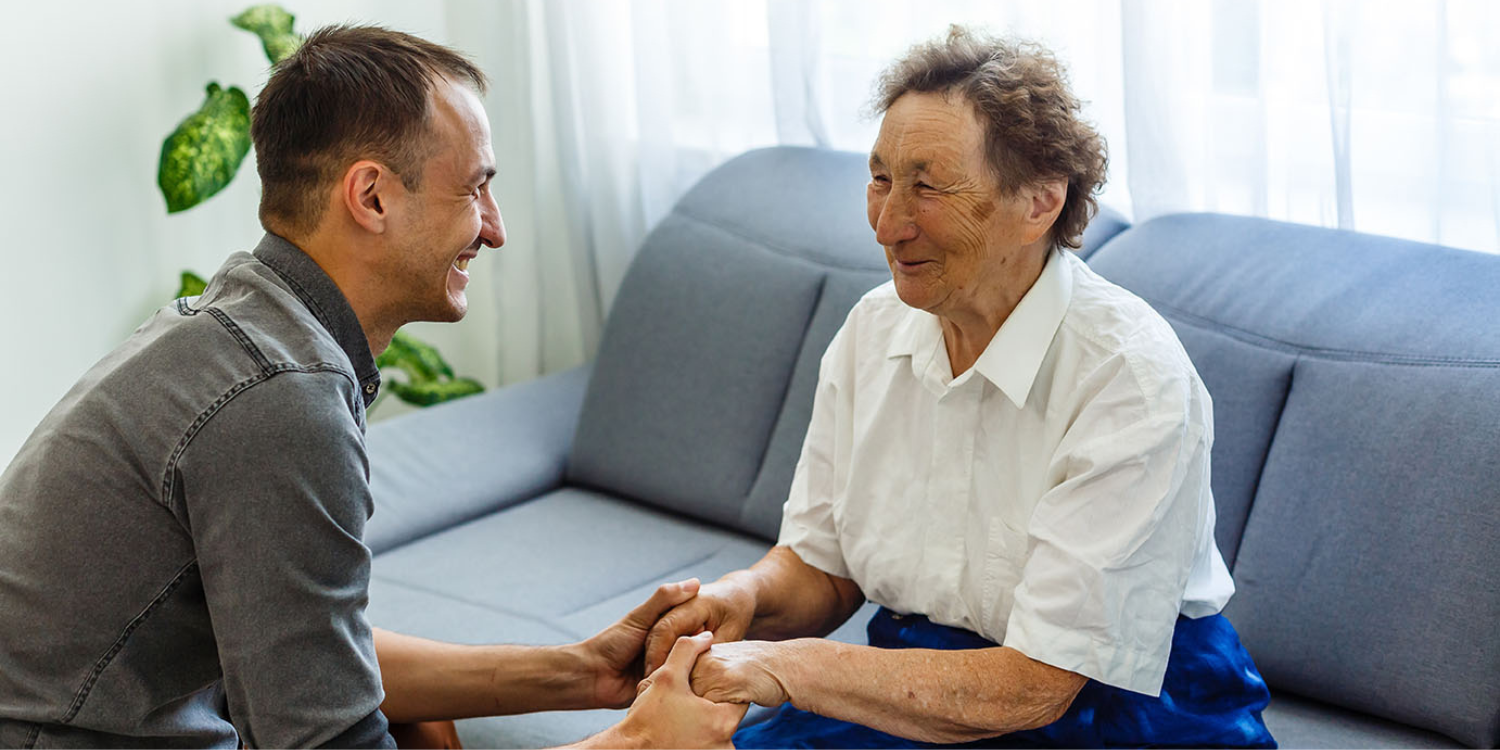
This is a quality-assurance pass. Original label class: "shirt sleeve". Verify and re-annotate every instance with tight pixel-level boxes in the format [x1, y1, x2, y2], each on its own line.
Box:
[175, 370, 392, 749]
[777, 324, 854, 579]
[1002, 354, 1214, 697]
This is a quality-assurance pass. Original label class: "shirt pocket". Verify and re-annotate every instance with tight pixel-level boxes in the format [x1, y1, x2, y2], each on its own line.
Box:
[979, 515, 1030, 638]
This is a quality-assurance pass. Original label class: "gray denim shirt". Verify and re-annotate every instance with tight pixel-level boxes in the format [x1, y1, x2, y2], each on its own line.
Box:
[0, 235, 395, 748]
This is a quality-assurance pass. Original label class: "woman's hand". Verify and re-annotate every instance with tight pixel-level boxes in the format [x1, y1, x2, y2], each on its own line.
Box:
[642, 578, 757, 676]
[577, 579, 701, 709]
[604, 632, 749, 749]
[689, 640, 793, 707]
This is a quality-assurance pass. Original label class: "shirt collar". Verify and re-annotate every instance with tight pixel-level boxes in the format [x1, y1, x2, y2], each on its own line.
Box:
[252, 233, 382, 407]
[887, 248, 1074, 409]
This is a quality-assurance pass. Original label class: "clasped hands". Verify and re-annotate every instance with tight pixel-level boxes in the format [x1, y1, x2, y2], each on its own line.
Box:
[640, 579, 792, 709]
[582, 577, 793, 748]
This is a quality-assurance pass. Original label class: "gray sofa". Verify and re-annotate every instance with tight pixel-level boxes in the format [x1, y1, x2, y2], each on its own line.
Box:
[362, 147, 1500, 749]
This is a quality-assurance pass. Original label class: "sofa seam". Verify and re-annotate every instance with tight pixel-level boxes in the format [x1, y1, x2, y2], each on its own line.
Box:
[739, 273, 829, 529]
[370, 491, 553, 558]
[1228, 354, 1298, 574]
[369, 575, 585, 641]
[552, 546, 729, 620]
[1143, 296, 1500, 367]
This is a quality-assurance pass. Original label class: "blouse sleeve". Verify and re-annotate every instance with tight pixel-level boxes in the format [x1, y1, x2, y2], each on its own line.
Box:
[1002, 352, 1215, 697]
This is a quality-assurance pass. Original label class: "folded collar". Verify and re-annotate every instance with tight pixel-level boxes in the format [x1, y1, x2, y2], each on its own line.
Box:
[252, 233, 382, 407]
[887, 248, 1074, 408]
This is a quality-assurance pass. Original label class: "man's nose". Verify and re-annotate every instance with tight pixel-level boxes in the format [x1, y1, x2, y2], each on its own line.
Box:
[872, 191, 919, 247]
[480, 192, 505, 249]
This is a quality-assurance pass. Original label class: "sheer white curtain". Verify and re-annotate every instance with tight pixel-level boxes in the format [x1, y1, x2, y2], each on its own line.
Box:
[455, 0, 1500, 384]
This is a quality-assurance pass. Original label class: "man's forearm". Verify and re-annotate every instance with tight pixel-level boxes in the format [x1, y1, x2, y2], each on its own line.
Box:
[769, 638, 1086, 744]
[374, 628, 594, 722]
[731, 546, 864, 641]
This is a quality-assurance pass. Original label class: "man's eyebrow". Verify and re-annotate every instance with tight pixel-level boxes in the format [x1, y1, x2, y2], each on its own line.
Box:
[869, 153, 885, 170]
[471, 166, 497, 184]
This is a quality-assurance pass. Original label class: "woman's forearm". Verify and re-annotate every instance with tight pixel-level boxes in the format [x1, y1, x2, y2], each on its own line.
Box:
[374, 628, 593, 722]
[769, 639, 1086, 744]
[732, 546, 865, 641]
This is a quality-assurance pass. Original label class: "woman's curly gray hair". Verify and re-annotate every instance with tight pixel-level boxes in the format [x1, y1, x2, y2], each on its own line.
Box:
[874, 25, 1108, 250]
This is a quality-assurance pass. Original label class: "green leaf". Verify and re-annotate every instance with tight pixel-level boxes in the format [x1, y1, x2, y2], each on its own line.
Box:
[375, 330, 483, 408]
[385, 377, 485, 407]
[157, 83, 252, 214]
[175, 271, 209, 299]
[376, 330, 455, 381]
[231, 4, 302, 64]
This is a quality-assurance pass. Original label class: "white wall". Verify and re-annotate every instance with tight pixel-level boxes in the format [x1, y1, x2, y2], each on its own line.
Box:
[0, 1, 529, 467]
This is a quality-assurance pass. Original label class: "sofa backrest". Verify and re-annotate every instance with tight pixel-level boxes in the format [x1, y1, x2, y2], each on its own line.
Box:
[1088, 215, 1500, 749]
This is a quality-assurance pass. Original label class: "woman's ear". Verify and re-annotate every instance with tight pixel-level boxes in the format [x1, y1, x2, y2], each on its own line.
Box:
[1020, 179, 1067, 245]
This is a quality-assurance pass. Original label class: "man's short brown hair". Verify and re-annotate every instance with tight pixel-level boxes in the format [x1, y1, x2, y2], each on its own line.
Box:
[874, 26, 1107, 251]
[251, 25, 487, 238]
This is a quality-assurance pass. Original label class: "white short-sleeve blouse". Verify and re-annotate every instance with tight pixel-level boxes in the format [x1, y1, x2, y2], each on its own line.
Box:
[778, 248, 1235, 697]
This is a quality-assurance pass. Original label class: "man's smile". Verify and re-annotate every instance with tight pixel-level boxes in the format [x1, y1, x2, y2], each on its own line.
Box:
[453, 248, 478, 273]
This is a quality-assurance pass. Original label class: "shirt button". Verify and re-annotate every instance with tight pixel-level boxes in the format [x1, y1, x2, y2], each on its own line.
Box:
[364, 383, 377, 395]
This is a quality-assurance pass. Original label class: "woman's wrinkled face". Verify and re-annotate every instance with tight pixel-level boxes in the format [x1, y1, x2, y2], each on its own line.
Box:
[866, 91, 1028, 317]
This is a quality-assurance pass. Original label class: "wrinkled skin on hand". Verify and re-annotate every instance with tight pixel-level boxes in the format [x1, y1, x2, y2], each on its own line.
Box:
[689, 640, 791, 708]
[642, 580, 756, 676]
[623, 632, 749, 749]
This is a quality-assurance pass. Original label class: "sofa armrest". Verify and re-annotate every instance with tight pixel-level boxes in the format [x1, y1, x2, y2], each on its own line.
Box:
[364, 365, 592, 555]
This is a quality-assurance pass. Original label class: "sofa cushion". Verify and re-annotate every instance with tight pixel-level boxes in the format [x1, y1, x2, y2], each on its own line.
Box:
[566, 217, 824, 528]
[1227, 360, 1500, 748]
[371, 487, 768, 619]
[1263, 692, 1463, 749]
[364, 366, 591, 554]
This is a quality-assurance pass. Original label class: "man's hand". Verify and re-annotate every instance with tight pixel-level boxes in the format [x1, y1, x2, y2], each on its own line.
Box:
[690, 640, 792, 707]
[642, 579, 756, 676]
[577, 579, 701, 710]
[610, 632, 749, 749]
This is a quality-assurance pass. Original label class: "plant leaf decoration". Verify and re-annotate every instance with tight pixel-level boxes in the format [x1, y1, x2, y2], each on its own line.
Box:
[231, 4, 302, 64]
[386, 377, 486, 407]
[175, 271, 209, 299]
[375, 330, 483, 407]
[157, 83, 252, 214]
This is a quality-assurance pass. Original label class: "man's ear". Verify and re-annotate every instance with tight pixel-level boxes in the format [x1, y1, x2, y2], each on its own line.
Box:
[1019, 179, 1067, 245]
[342, 160, 395, 234]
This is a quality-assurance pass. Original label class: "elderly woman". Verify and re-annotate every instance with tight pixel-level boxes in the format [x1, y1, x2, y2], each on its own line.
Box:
[642, 27, 1275, 749]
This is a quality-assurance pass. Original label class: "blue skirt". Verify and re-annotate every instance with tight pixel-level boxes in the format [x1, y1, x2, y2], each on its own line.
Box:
[733, 607, 1275, 749]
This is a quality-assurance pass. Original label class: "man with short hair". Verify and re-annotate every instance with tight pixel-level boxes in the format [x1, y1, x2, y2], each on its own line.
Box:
[0, 25, 741, 749]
